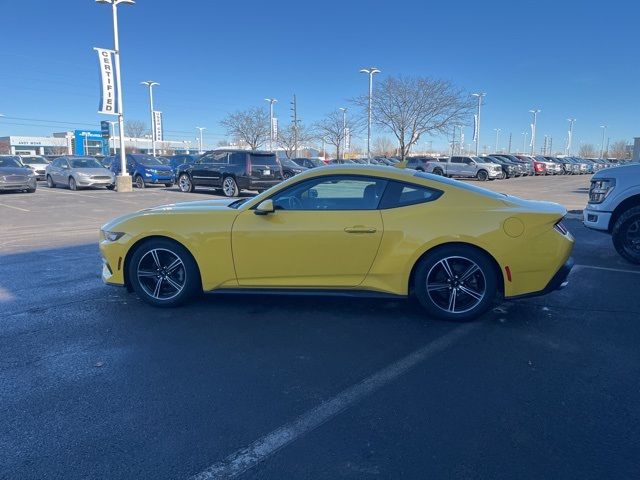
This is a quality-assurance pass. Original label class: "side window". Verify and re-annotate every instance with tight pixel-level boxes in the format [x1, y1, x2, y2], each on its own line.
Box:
[463, 158, 474, 165]
[214, 152, 230, 164]
[379, 181, 443, 209]
[451, 157, 462, 163]
[229, 152, 245, 165]
[270, 175, 387, 211]
[199, 153, 215, 164]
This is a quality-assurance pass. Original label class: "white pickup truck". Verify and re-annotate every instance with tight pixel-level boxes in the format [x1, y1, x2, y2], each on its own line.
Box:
[425, 156, 503, 181]
[583, 163, 640, 264]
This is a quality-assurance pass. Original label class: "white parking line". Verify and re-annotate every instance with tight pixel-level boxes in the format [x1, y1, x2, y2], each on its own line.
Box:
[188, 322, 480, 480]
[0, 203, 30, 212]
[574, 264, 640, 275]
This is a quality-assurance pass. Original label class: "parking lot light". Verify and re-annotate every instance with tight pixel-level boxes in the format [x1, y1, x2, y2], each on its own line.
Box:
[265, 98, 277, 152]
[600, 125, 607, 158]
[472, 93, 486, 156]
[196, 127, 206, 153]
[360, 67, 380, 162]
[340, 107, 348, 159]
[529, 109, 541, 155]
[96, 0, 135, 192]
[141, 81, 159, 156]
[566, 118, 576, 155]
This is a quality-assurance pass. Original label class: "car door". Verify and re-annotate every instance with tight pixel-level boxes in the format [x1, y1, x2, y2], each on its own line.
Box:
[191, 152, 227, 186]
[56, 158, 71, 184]
[448, 157, 464, 176]
[231, 175, 386, 287]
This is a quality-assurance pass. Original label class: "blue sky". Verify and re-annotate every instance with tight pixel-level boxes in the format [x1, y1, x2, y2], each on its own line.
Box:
[0, 0, 638, 152]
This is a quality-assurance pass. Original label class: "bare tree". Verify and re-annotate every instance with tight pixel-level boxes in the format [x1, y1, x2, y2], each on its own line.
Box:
[277, 123, 313, 158]
[125, 120, 148, 138]
[610, 140, 629, 160]
[579, 143, 597, 157]
[312, 110, 358, 159]
[354, 76, 473, 160]
[0, 139, 11, 154]
[49, 145, 69, 155]
[373, 137, 395, 157]
[220, 107, 270, 150]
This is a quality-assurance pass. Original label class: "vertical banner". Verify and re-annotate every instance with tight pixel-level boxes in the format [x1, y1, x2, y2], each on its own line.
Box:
[272, 118, 278, 141]
[153, 111, 163, 141]
[94, 48, 119, 115]
[472, 114, 478, 142]
[529, 123, 535, 147]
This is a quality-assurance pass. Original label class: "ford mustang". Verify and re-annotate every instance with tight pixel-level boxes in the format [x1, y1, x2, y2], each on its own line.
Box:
[100, 165, 574, 321]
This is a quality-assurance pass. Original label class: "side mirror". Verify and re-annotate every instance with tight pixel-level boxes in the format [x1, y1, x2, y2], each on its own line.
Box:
[254, 199, 275, 216]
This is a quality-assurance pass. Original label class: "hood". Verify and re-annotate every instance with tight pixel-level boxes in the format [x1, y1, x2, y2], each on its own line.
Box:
[593, 162, 640, 179]
[141, 164, 172, 170]
[140, 198, 237, 213]
[0, 167, 34, 176]
[73, 168, 114, 175]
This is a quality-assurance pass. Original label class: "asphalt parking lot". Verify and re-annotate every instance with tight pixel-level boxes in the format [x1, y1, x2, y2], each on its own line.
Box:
[1, 178, 639, 479]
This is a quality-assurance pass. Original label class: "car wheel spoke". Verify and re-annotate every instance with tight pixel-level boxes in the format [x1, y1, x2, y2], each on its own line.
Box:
[447, 288, 457, 312]
[165, 258, 182, 274]
[439, 258, 455, 280]
[152, 277, 163, 298]
[164, 276, 182, 291]
[459, 264, 479, 282]
[138, 269, 157, 278]
[150, 250, 161, 269]
[459, 285, 483, 301]
[427, 282, 449, 292]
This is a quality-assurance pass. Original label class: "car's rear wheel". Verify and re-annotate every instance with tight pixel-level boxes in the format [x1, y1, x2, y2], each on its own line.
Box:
[164, 183, 173, 188]
[500, 171, 507, 180]
[476, 170, 489, 181]
[283, 172, 293, 179]
[27, 185, 36, 193]
[178, 173, 195, 193]
[222, 176, 239, 197]
[134, 175, 145, 189]
[46, 175, 55, 188]
[128, 238, 201, 307]
[612, 206, 640, 265]
[69, 177, 77, 191]
[432, 168, 444, 176]
[414, 245, 498, 321]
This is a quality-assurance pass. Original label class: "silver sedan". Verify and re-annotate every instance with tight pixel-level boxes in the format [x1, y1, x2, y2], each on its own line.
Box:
[0, 155, 37, 193]
[46, 156, 116, 190]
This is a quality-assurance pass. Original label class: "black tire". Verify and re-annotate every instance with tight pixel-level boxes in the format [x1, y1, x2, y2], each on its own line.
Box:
[500, 171, 507, 180]
[178, 173, 195, 193]
[134, 175, 145, 189]
[476, 170, 489, 181]
[127, 238, 201, 307]
[612, 206, 640, 265]
[433, 168, 444, 176]
[106, 184, 115, 190]
[27, 186, 36, 193]
[222, 176, 239, 197]
[69, 177, 77, 191]
[46, 175, 56, 188]
[283, 172, 293, 180]
[413, 245, 498, 321]
[164, 183, 173, 188]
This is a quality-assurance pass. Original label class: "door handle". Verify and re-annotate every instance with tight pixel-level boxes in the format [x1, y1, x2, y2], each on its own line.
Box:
[344, 226, 377, 234]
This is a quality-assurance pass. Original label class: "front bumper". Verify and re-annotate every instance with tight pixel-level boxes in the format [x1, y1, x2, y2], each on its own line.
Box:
[0, 178, 36, 190]
[145, 175, 174, 185]
[583, 207, 612, 232]
[77, 177, 116, 187]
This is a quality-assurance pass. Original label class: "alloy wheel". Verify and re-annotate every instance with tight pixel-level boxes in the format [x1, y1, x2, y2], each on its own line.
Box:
[625, 219, 640, 254]
[426, 256, 486, 314]
[136, 248, 186, 301]
[179, 174, 192, 192]
[135, 176, 145, 189]
[223, 177, 237, 197]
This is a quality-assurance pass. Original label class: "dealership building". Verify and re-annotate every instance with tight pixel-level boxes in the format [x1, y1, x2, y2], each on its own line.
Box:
[0, 131, 192, 156]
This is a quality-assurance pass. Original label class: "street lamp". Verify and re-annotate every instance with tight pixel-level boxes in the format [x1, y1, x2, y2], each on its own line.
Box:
[96, 0, 135, 191]
[141, 81, 159, 156]
[265, 98, 277, 151]
[340, 107, 348, 159]
[493, 128, 501, 153]
[521, 131, 528, 154]
[359, 67, 380, 162]
[196, 127, 206, 153]
[80, 131, 91, 155]
[471, 93, 486, 156]
[600, 125, 607, 158]
[529, 109, 541, 155]
[566, 118, 576, 155]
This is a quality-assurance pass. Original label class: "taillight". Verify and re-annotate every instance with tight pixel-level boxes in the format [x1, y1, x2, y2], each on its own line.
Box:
[554, 219, 569, 235]
[246, 157, 252, 174]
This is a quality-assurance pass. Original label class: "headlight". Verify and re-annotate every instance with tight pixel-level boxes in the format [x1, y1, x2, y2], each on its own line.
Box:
[101, 230, 125, 242]
[589, 178, 615, 204]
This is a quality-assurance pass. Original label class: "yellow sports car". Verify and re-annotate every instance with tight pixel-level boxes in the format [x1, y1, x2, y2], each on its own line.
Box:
[100, 165, 574, 321]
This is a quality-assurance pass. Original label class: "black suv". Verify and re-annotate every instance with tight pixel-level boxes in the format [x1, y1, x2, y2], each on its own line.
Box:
[176, 149, 284, 196]
[406, 156, 436, 171]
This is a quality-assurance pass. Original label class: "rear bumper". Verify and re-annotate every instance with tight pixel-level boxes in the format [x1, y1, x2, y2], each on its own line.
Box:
[506, 257, 574, 300]
[239, 179, 281, 190]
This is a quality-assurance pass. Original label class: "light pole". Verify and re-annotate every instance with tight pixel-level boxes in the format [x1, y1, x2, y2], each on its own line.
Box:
[359, 67, 380, 162]
[107, 120, 118, 155]
[493, 128, 501, 152]
[340, 107, 347, 159]
[522, 131, 528, 154]
[141, 81, 159, 156]
[196, 127, 205, 153]
[566, 118, 576, 155]
[471, 92, 486, 156]
[96, 0, 135, 192]
[80, 132, 90, 155]
[529, 109, 541, 155]
[600, 125, 607, 158]
[265, 98, 277, 151]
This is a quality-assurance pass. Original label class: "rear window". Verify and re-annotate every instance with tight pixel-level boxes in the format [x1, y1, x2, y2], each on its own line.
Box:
[379, 181, 443, 209]
[250, 153, 279, 166]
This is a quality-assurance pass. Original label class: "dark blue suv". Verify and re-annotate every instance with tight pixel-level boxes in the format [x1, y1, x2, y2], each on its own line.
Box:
[167, 154, 201, 176]
[107, 154, 174, 188]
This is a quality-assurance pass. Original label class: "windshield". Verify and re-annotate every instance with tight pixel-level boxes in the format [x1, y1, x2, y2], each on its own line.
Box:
[69, 158, 103, 169]
[250, 153, 279, 166]
[228, 198, 251, 209]
[131, 155, 165, 166]
[21, 156, 48, 165]
[0, 156, 23, 168]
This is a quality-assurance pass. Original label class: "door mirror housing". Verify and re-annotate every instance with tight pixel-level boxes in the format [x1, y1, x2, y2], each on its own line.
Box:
[254, 199, 275, 215]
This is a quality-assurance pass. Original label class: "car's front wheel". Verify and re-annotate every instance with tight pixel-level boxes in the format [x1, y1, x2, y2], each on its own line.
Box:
[46, 175, 55, 188]
[612, 206, 640, 265]
[69, 177, 77, 191]
[134, 175, 145, 189]
[222, 176, 239, 197]
[476, 170, 489, 181]
[414, 245, 498, 321]
[128, 238, 201, 307]
[178, 173, 195, 193]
